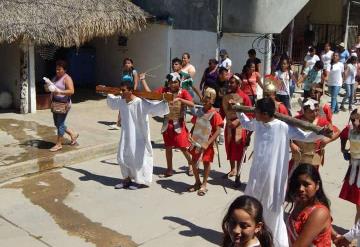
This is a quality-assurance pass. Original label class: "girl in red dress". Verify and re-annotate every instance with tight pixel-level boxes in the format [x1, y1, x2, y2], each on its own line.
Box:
[187, 87, 223, 196]
[286, 163, 332, 247]
[339, 108, 360, 224]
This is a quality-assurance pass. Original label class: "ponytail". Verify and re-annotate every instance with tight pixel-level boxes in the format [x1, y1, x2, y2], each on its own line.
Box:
[257, 225, 274, 247]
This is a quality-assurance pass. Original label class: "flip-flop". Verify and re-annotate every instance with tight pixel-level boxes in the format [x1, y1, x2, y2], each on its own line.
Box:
[197, 187, 208, 196]
[50, 145, 62, 152]
[187, 184, 201, 192]
[70, 134, 79, 145]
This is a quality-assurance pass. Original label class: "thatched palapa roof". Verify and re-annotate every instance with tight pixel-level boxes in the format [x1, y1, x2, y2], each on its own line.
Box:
[0, 0, 147, 47]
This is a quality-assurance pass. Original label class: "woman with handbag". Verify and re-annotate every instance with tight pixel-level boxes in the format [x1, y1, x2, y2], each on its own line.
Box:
[45, 60, 78, 152]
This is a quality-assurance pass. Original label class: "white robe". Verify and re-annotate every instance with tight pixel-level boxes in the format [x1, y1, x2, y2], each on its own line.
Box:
[107, 95, 169, 185]
[237, 113, 322, 247]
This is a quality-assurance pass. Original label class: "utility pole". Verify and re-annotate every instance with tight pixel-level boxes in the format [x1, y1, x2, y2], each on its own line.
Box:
[344, 0, 351, 49]
[216, 0, 223, 60]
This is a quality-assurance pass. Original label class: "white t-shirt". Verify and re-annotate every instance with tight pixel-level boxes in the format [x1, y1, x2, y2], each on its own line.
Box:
[327, 62, 344, 86]
[304, 54, 320, 70]
[219, 58, 232, 70]
[345, 64, 357, 84]
[321, 50, 334, 66]
[275, 70, 292, 96]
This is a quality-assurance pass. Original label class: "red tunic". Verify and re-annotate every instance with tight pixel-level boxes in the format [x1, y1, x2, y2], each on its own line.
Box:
[320, 103, 332, 123]
[156, 87, 193, 148]
[190, 108, 224, 163]
[276, 102, 289, 115]
[287, 203, 332, 247]
[223, 89, 252, 161]
[339, 125, 360, 205]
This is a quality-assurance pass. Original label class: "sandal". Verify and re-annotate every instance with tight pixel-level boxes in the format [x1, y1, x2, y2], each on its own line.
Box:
[70, 133, 79, 145]
[50, 145, 62, 152]
[197, 186, 208, 196]
[187, 183, 201, 192]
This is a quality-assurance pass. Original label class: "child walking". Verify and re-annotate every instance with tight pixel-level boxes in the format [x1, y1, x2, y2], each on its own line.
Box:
[339, 108, 360, 224]
[222, 195, 274, 247]
[187, 87, 223, 196]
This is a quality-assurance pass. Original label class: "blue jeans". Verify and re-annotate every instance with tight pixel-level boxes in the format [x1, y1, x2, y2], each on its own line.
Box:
[53, 113, 68, 136]
[341, 84, 355, 109]
[328, 85, 341, 113]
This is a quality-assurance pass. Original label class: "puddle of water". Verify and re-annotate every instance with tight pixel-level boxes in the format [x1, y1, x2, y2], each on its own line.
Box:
[3, 172, 137, 247]
[0, 119, 76, 169]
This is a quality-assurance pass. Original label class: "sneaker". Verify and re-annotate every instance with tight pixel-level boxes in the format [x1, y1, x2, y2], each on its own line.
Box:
[114, 181, 130, 189]
[128, 182, 138, 190]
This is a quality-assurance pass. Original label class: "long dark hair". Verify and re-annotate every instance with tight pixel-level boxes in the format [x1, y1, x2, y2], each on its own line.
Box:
[330, 52, 340, 70]
[222, 195, 274, 247]
[122, 57, 135, 72]
[287, 163, 330, 209]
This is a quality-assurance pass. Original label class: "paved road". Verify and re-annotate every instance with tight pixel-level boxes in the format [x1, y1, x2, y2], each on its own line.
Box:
[0, 96, 358, 246]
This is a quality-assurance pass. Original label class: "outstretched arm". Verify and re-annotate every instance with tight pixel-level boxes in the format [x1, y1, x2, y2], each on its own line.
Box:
[139, 73, 151, 92]
[107, 94, 122, 110]
[236, 112, 256, 131]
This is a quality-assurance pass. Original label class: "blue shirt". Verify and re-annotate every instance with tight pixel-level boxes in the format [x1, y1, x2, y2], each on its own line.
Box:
[340, 50, 350, 64]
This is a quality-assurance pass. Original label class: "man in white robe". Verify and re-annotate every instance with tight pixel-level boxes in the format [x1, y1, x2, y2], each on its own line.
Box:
[107, 82, 169, 189]
[236, 98, 329, 247]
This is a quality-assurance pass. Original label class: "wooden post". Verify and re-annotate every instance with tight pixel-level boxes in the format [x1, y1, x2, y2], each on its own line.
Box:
[19, 42, 36, 114]
[19, 43, 29, 114]
[28, 43, 36, 113]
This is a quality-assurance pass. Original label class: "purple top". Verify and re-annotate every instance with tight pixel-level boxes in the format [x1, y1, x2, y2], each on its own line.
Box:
[52, 74, 71, 103]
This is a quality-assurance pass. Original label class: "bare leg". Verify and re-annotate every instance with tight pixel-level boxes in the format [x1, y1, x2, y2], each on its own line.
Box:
[165, 147, 173, 176]
[202, 162, 211, 187]
[50, 135, 64, 151]
[229, 160, 237, 176]
[198, 162, 211, 196]
[180, 147, 193, 174]
[65, 128, 77, 139]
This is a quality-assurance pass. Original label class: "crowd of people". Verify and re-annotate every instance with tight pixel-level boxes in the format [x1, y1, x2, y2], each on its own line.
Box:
[43, 35, 360, 246]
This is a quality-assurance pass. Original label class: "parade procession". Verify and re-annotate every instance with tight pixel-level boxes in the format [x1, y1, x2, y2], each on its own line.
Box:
[2, 1, 360, 247]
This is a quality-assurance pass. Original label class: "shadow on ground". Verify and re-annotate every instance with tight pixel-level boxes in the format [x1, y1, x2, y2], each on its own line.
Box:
[20, 139, 55, 149]
[332, 224, 349, 235]
[100, 159, 118, 166]
[163, 216, 222, 245]
[65, 167, 119, 187]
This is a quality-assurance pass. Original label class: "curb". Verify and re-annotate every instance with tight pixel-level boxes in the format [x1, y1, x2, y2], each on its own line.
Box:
[0, 142, 118, 184]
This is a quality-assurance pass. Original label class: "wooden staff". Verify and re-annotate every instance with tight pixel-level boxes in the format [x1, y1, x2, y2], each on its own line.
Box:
[95, 85, 174, 102]
[232, 104, 333, 138]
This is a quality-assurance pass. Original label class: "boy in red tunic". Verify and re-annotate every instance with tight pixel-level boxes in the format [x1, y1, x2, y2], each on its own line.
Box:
[220, 75, 252, 184]
[290, 98, 339, 172]
[187, 87, 224, 196]
[155, 73, 194, 177]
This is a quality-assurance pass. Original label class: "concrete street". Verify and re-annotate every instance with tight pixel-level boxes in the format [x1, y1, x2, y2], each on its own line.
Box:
[0, 94, 357, 247]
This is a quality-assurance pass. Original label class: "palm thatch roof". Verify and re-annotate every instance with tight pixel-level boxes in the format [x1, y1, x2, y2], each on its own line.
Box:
[0, 0, 147, 47]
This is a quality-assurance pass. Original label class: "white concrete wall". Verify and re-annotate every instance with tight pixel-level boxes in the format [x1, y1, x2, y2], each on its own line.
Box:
[0, 43, 20, 109]
[92, 24, 170, 89]
[93, 24, 267, 91]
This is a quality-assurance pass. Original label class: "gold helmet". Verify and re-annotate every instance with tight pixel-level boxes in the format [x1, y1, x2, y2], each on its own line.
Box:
[204, 87, 217, 101]
[263, 76, 278, 94]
